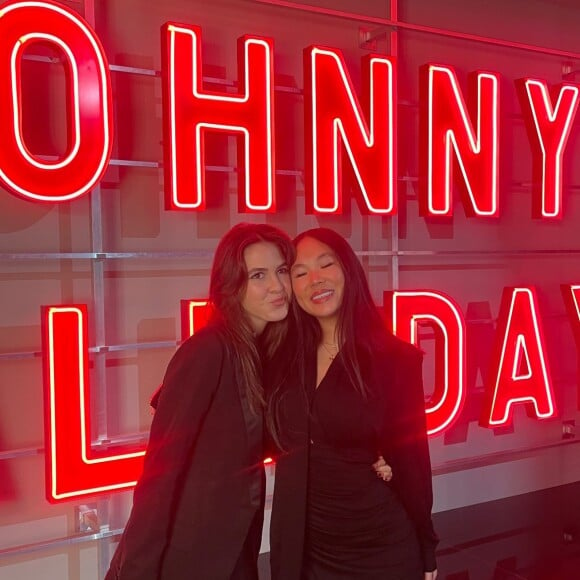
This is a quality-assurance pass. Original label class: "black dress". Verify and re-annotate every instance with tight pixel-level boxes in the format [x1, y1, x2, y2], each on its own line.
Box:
[269, 337, 438, 580]
[303, 355, 423, 579]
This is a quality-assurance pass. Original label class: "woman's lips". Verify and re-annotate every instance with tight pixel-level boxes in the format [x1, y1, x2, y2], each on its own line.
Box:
[311, 289, 333, 303]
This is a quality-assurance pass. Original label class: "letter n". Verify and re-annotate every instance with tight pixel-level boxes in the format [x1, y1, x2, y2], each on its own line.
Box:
[304, 46, 396, 215]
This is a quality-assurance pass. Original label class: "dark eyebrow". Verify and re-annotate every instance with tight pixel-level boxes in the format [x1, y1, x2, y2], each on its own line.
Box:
[248, 262, 288, 274]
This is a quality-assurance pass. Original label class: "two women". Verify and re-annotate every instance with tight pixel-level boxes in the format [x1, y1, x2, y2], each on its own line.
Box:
[268, 228, 438, 580]
[106, 223, 294, 580]
[106, 222, 436, 580]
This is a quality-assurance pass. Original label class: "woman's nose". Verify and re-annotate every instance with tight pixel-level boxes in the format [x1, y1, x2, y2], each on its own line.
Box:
[269, 273, 285, 291]
[308, 270, 322, 285]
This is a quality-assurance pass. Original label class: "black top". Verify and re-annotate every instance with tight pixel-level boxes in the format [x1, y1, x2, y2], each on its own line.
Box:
[106, 324, 265, 580]
[269, 336, 438, 580]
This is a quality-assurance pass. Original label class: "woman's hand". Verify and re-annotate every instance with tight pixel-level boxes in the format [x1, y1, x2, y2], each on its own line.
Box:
[425, 570, 437, 580]
[372, 455, 393, 482]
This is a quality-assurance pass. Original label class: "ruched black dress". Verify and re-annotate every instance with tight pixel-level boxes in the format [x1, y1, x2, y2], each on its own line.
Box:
[269, 337, 438, 580]
[304, 357, 423, 579]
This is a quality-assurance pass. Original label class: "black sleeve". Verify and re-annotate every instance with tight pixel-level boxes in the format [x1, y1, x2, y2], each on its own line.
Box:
[110, 331, 224, 580]
[380, 348, 439, 572]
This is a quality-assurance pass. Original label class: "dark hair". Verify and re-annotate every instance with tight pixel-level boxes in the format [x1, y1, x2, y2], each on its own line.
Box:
[209, 222, 294, 414]
[267, 227, 396, 448]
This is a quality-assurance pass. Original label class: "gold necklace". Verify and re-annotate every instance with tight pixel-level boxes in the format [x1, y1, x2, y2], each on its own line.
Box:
[321, 342, 339, 361]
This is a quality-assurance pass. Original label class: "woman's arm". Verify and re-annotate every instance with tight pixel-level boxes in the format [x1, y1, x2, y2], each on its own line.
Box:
[380, 346, 438, 573]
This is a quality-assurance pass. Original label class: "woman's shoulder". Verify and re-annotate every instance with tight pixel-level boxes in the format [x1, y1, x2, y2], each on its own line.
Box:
[170, 324, 228, 369]
[181, 323, 225, 349]
[367, 332, 423, 371]
[359, 333, 423, 377]
[151, 325, 228, 410]
[389, 334, 423, 360]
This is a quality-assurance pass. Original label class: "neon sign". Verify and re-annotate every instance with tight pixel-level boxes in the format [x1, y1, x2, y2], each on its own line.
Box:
[479, 287, 556, 428]
[42, 305, 144, 502]
[0, 1, 576, 503]
[387, 290, 466, 436]
[0, 0, 112, 202]
[516, 79, 580, 218]
[0, 0, 577, 216]
[162, 23, 275, 212]
[42, 287, 580, 502]
[304, 47, 396, 214]
[419, 65, 499, 217]
[43, 300, 211, 502]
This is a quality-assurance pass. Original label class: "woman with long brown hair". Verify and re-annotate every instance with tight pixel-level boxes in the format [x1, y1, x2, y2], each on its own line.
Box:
[267, 227, 438, 580]
[106, 222, 294, 580]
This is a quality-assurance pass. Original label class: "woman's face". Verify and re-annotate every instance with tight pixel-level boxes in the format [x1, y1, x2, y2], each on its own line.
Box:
[241, 241, 291, 334]
[291, 236, 345, 326]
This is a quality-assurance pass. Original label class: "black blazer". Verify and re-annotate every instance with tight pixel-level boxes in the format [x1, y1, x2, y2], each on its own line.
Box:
[106, 325, 264, 580]
[268, 336, 438, 580]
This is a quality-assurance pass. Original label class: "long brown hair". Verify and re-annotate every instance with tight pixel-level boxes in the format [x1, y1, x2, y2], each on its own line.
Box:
[209, 222, 294, 414]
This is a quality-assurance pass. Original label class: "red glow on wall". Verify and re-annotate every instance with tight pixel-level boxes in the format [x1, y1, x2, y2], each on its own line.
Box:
[516, 79, 579, 218]
[303, 47, 396, 214]
[161, 23, 275, 212]
[386, 290, 467, 436]
[180, 298, 212, 340]
[419, 64, 499, 217]
[0, 0, 112, 202]
[479, 287, 556, 428]
[41, 305, 144, 502]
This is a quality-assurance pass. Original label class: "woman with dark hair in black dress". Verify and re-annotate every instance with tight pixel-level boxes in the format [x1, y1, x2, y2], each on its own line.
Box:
[267, 228, 438, 580]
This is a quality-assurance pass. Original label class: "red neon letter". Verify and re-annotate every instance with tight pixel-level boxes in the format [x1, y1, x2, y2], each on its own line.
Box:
[0, 1, 112, 202]
[561, 285, 580, 410]
[42, 305, 144, 502]
[180, 299, 212, 340]
[480, 287, 556, 428]
[386, 290, 466, 436]
[516, 79, 579, 218]
[162, 23, 275, 212]
[304, 47, 396, 214]
[419, 64, 499, 217]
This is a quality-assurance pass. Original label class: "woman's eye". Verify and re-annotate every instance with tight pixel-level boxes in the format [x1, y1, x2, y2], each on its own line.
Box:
[293, 271, 306, 278]
[278, 266, 289, 275]
[321, 262, 334, 269]
[250, 272, 264, 280]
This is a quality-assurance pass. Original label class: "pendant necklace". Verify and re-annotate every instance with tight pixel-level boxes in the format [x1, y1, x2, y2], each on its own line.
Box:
[321, 342, 339, 361]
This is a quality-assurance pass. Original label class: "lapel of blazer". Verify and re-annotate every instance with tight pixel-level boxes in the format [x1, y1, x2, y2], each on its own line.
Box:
[234, 364, 264, 508]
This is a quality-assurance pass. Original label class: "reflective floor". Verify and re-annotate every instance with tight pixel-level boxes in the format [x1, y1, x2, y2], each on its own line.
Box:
[258, 481, 580, 579]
